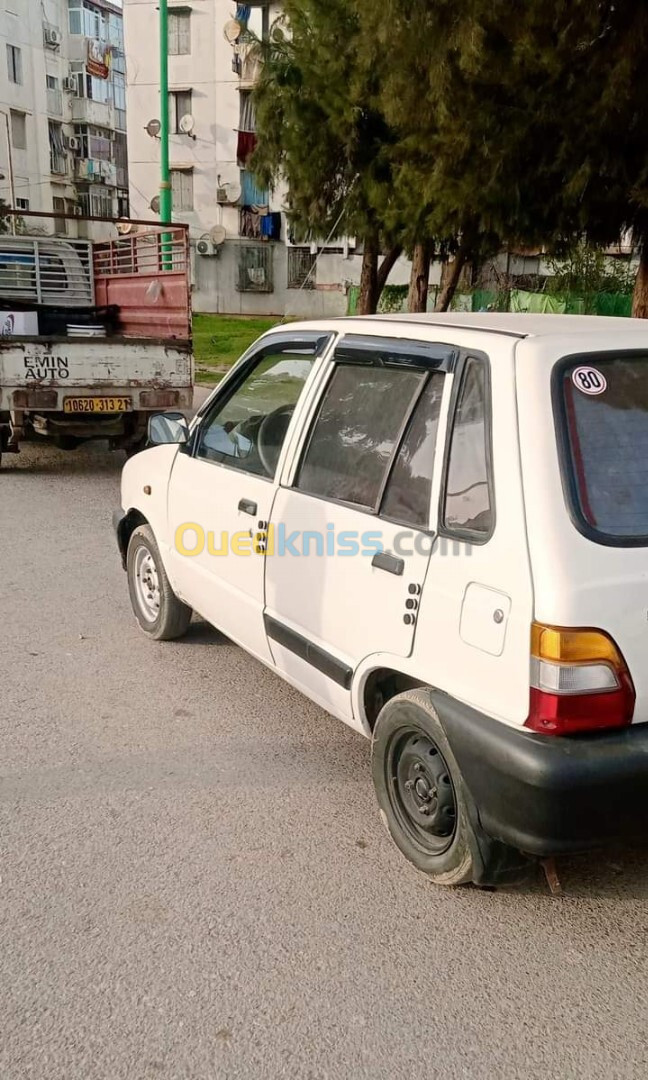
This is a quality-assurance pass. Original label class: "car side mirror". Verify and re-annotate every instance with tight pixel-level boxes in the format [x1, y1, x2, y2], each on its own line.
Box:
[148, 411, 189, 446]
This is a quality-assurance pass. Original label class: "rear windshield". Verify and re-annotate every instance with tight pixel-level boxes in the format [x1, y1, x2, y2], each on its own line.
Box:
[557, 354, 648, 543]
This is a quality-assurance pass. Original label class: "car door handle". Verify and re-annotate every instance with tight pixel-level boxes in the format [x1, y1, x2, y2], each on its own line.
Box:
[238, 498, 258, 516]
[371, 551, 404, 576]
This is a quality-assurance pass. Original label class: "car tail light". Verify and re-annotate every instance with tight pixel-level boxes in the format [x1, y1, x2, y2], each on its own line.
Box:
[525, 623, 635, 735]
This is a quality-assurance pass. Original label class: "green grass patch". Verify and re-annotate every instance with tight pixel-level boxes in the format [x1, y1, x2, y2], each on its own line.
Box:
[193, 314, 283, 384]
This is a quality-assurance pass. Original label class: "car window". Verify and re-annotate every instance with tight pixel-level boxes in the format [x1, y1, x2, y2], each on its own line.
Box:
[196, 346, 318, 478]
[443, 358, 493, 537]
[296, 364, 425, 509]
[559, 355, 648, 540]
[381, 372, 445, 528]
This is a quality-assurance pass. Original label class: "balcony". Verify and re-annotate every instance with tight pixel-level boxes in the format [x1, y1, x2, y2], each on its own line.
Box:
[46, 88, 63, 116]
[235, 41, 263, 88]
[75, 158, 117, 186]
[70, 96, 116, 130]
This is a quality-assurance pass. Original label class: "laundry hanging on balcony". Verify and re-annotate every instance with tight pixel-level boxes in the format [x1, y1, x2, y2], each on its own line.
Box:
[239, 92, 256, 133]
[240, 169, 268, 208]
[239, 207, 262, 239]
[237, 130, 258, 166]
[260, 212, 281, 242]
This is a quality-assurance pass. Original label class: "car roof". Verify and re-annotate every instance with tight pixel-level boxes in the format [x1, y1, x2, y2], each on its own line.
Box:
[272, 312, 648, 358]
[328, 312, 642, 339]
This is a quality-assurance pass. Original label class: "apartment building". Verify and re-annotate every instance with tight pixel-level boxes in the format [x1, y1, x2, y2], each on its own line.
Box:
[124, 0, 414, 315]
[0, 0, 128, 231]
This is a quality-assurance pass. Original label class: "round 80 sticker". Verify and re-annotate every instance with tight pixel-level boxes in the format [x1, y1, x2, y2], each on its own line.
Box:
[572, 366, 607, 395]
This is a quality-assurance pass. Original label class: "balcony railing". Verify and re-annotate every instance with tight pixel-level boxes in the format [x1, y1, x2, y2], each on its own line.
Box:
[46, 88, 63, 116]
[70, 96, 114, 128]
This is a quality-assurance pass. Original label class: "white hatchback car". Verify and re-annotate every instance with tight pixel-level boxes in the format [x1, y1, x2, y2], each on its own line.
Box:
[114, 313, 648, 887]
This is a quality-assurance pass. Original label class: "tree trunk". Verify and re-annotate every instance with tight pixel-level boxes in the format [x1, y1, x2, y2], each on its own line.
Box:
[632, 247, 648, 318]
[435, 240, 470, 312]
[407, 240, 433, 312]
[376, 244, 403, 298]
[357, 234, 379, 315]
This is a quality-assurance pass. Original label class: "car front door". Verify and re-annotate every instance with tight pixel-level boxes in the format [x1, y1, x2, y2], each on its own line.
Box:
[166, 331, 330, 663]
[264, 335, 454, 725]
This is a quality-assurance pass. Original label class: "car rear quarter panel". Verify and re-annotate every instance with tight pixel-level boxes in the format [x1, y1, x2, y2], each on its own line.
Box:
[516, 331, 648, 725]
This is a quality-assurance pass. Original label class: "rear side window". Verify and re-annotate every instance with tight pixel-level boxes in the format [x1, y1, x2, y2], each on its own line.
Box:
[558, 355, 648, 542]
[442, 358, 493, 538]
[381, 373, 445, 527]
[296, 365, 424, 509]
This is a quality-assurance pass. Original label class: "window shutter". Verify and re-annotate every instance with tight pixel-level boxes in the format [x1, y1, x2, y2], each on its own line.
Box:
[178, 13, 190, 53]
[168, 14, 179, 53]
[171, 169, 193, 210]
[182, 170, 193, 209]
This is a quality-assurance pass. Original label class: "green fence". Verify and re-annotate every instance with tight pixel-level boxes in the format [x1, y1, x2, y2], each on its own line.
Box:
[347, 285, 633, 317]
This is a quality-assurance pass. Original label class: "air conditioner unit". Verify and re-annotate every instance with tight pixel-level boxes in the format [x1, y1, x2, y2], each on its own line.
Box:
[44, 27, 62, 46]
[65, 135, 81, 152]
[62, 75, 78, 93]
[196, 238, 219, 257]
[216, 187, 229, 204]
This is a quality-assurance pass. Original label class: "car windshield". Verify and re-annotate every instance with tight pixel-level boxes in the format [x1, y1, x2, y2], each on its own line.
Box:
[558, 354, 648, 542]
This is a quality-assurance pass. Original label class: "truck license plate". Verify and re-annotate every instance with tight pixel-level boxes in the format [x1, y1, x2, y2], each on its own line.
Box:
[63, 397, 132, 414]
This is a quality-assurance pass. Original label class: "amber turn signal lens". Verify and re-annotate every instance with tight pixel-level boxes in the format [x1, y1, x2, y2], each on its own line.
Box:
[531, 623, 625, 667]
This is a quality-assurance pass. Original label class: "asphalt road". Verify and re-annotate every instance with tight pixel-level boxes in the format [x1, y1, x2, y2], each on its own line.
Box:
[2, 428, 648, 1079]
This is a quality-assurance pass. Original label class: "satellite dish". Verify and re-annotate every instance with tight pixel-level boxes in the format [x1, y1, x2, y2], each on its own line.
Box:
[210, 224, 226, 246]
[223, 18, 241, 43]
[179, 113, 195, 135]
[150, 195, 160, 214]
[145, 118, 161, 138]
[226, 183, 241, 205]
[116, 219, 134, 235]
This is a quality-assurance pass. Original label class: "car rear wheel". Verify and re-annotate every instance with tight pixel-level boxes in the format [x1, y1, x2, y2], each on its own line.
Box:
[371, 688, 530, 887]
[127, 524, 192, 640]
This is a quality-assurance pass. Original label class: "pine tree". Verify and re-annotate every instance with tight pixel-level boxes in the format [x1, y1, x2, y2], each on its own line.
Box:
[370, 0, 648, 314]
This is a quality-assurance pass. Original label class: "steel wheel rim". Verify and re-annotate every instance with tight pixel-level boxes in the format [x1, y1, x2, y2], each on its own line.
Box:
[133, 545, 160, 623]
[386, 727, 458, 856]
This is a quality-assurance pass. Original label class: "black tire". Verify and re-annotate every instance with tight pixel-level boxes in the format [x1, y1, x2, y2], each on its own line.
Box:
[371, 688, 530, 887]
[126, 524, 192, 640]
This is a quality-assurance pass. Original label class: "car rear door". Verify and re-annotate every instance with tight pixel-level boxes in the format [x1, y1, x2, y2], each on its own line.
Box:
[263, 334, 455, 726]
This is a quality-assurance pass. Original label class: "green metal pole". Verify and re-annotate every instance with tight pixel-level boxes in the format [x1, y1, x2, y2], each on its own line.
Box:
[159, 0, 172, 266]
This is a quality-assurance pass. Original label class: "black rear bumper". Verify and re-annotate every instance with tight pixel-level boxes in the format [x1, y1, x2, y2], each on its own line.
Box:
[432, 691, 648, 856]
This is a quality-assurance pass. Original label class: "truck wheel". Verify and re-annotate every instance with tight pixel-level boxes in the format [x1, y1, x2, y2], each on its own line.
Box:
[371, 688, 529, 887]
[126, 524, 192, 640]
